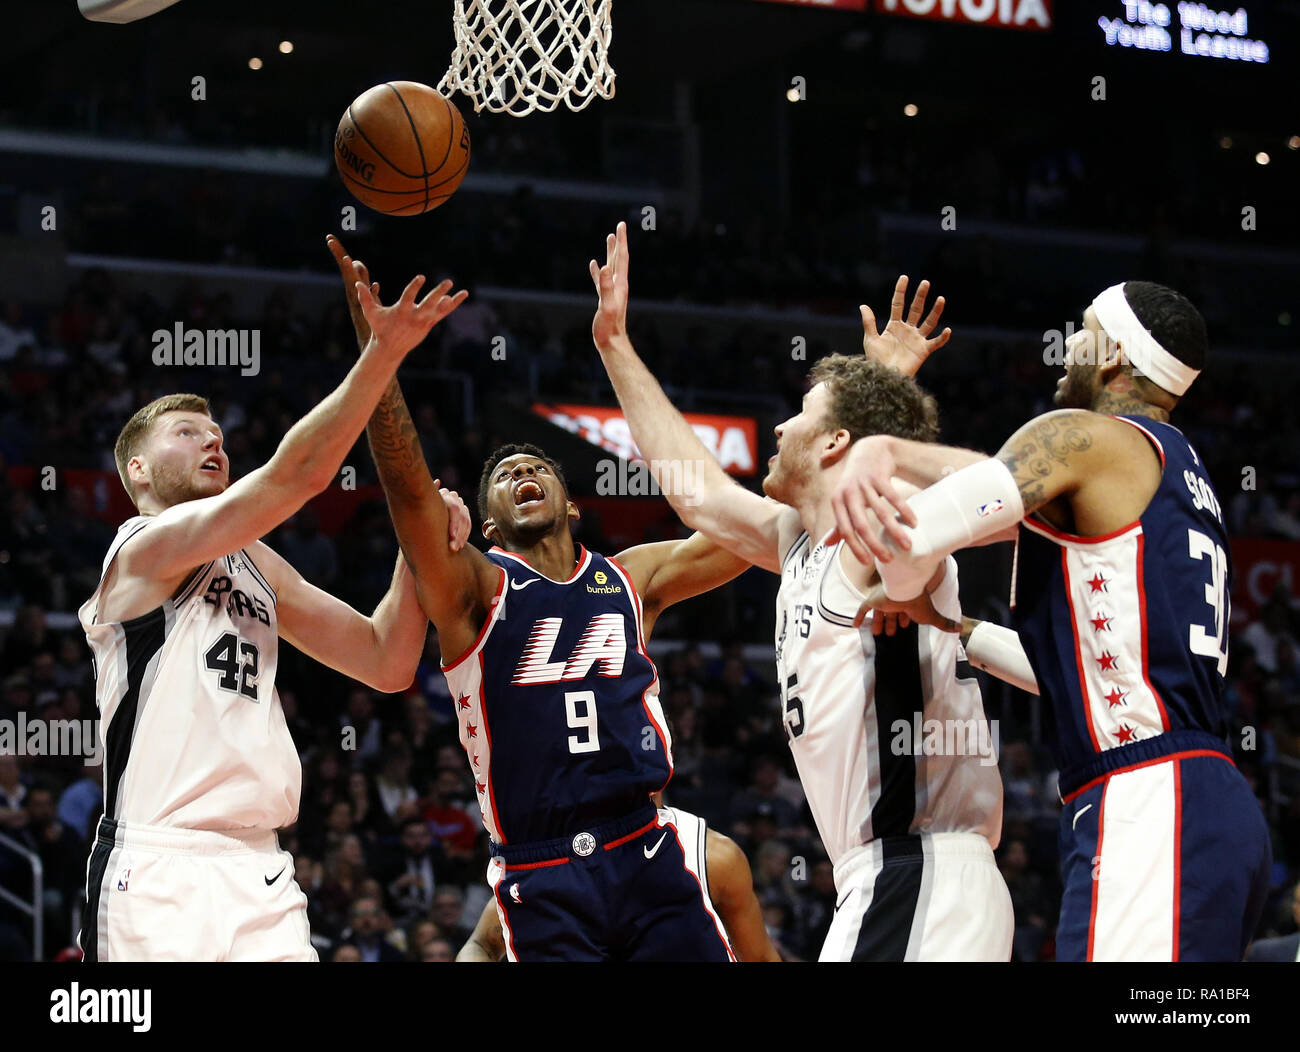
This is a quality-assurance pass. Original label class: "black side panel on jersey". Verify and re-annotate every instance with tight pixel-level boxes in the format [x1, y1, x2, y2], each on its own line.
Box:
[104, 607, 168, 819]
[870, 624, 924, 839]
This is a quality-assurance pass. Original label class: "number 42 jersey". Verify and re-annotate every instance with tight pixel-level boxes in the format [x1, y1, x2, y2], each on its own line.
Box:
[1012, 417, 1232, 775]
[442, 546, 673, 845]
[78, 517, 300, 832]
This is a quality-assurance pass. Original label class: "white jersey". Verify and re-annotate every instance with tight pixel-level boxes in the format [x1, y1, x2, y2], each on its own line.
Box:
[78, 516, 300, 831]
[774, 530, 1002, 868]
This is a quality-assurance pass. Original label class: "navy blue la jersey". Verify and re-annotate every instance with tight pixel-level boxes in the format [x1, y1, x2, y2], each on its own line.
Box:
[1011, 417, 1231, 773]
[441, 545, 672, 844]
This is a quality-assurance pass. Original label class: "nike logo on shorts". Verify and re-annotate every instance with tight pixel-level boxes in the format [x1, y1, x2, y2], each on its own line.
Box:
[1072, 803, 1093, 830]
[643, 832, 669, 859]
[265, 866, 287, 886]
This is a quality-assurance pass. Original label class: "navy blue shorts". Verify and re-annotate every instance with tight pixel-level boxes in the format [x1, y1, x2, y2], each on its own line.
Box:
[487, 806, 735, 962]
[1056, 731, 1271, 962]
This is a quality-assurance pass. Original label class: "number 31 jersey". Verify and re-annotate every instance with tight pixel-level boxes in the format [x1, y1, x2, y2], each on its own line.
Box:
[78, 517, 299, 832]
[1011, 417, 1232, 773]
[441, 546, 672, 845]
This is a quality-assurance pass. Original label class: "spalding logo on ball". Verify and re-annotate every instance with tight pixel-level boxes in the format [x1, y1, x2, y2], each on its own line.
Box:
[334, 81, 471, 216]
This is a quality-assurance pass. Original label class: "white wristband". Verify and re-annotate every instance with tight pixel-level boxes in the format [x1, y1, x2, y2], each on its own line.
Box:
[966, 621, 1040, 695]
[877, 458, 1025, 601]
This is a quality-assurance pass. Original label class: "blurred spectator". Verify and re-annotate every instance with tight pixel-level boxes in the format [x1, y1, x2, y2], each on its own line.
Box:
[999, 838, 1052, 963]
[337, 896, 405, 963]
[419, 937, 455, 962]
[380, 818, 441, 926]
[431, 887, 473, 949]
[1242, 587, 1298, 675]
[0, 755, 29, 828]
[56, 760, 102, 840]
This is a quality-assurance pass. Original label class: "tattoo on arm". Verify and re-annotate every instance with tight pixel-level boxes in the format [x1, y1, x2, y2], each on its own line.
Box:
[998, 417, 1093, 512]
[366, 378, 433, 503]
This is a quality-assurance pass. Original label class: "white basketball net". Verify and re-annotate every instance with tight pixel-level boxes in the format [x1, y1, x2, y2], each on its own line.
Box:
[439, 0, 615, 117]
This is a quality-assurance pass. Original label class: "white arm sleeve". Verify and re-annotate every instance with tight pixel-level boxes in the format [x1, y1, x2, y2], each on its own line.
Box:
[965, 621, 1040, 695]
[878, 458, 1026, 600]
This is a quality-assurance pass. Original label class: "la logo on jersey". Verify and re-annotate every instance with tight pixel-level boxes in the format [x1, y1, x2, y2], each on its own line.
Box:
[511, 615, 627, 685]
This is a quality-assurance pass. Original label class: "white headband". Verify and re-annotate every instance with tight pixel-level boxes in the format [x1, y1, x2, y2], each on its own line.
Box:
[1091, 283, 1201, 397]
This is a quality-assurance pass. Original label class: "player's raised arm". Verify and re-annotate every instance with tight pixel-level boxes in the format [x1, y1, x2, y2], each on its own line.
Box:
[831, 410, 1138, 598]
[329, 236, 501, 650]
[117, 261, 467, 584]
[613, 529, 757, 639]
[261, 485, 473, 694]
[590, 222, 784, 572]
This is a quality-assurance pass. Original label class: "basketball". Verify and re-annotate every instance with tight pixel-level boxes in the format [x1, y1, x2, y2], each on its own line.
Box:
[334, 81, 471, 216]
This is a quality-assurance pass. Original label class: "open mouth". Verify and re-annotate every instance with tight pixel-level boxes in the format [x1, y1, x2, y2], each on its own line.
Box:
[200, 457, 223, 474]
[513, 479, 545, 507]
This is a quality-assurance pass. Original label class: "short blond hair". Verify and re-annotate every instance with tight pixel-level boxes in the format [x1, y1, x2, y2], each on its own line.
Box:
[114, 394, 211, 505]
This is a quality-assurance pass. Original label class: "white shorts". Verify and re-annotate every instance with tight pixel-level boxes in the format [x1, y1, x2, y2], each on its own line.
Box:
[820, 832, 1013, 962]
[79, 817, 316, 962]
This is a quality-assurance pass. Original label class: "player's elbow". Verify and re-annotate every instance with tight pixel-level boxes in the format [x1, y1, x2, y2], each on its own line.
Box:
[266, 458, 334, 503]
[372, 667, 416, 694]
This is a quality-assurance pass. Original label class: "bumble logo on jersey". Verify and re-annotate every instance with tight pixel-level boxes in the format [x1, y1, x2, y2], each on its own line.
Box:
[587, 569, 622, 595]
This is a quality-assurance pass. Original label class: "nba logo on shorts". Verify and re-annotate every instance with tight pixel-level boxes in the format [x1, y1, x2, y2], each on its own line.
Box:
[116, 867, 131, 892]
[977, 498, 1005, 518]
[510, 883, 523, 904]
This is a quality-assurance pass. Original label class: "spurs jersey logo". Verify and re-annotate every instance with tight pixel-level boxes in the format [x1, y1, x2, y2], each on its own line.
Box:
[511, 614, 627, 684]
[203, 575, 271, 626]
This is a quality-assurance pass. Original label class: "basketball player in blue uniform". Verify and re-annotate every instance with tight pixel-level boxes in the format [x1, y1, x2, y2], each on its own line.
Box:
[329, 238, 745, 961]
[831, 280, 1272, 961]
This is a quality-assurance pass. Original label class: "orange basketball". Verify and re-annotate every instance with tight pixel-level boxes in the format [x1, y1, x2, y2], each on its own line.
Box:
[334, 81, 471, 216]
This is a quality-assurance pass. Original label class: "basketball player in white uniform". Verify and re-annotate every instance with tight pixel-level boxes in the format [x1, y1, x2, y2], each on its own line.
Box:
[456, 804, 781, 962]
[588, 223, 1013, 960]
[77, 254, 470, 961]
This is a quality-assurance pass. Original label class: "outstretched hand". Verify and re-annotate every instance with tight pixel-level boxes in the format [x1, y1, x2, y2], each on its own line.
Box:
[590, 221, 631, 352]
[327, 235, 379, 346]
[861, 275, 951, 377]
[357, 272, 468, 361]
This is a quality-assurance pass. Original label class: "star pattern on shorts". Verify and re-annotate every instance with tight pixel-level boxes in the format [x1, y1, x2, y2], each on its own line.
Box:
[1097, 651, 1118, 672]
[471, 754, 480, 768]
[475, 781, 486, 795]
[467, 723, 478, 739]
[1116, 724, 1136, 744]
[1104, 686, 1127, 709]
[1087, 573, 1108, 594]
[1090, 613, 1112, 633]
[457, 695, 471, 710]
